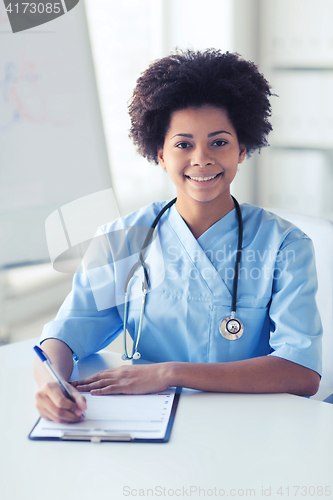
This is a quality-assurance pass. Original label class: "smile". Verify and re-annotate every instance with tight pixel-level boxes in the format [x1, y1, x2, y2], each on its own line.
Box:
[186, 173, 221, 182]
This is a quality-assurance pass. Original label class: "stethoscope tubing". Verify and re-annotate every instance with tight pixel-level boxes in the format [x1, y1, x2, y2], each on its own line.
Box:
[122, 196, 243, 359]
[230, 196, 243, 315]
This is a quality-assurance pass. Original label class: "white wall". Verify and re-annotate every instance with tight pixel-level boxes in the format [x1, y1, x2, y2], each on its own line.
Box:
[258, 0, 333, 218]
[84, 0, 234, 215]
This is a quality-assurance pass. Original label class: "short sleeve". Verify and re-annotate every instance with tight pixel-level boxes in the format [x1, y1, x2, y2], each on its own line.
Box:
[268, 233, 322, 375]
[40, 227, 123, 360]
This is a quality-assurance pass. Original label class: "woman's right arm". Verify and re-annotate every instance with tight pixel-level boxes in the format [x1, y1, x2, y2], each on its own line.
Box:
[33, 338, 87, 423]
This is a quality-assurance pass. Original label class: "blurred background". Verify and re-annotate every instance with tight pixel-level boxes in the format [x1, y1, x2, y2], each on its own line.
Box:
[1, 0, 333, 347]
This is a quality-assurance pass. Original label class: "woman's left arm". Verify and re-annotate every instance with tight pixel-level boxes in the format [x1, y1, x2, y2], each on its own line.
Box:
[72, 355, 320, 397]
[168, 356, 320, 396]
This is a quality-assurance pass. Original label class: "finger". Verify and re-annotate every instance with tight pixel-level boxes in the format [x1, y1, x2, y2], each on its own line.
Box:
[47, 406, 85, 423]
[45, 383, 78, 411]
[42, 414, 53, 422]
[75, 379, 112, 392]
[68, 385, 87, 411]
[90, 385, 122, 395]
[37, 407, 54, 421]
[40, 383, 85, 420]
[41, 405, 84, 423]
[73, 369, 115, 386]
[72, 373, 102, 386]
[35, 391, 84, 423]
[45, 382, 87, 413]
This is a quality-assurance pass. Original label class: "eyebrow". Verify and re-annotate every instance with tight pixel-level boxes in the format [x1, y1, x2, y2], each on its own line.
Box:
[208, 130, 232, 137]
[170, 130, 232, 139]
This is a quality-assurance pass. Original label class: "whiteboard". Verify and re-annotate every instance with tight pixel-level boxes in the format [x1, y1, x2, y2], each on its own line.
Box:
[0, 1, 112, 268]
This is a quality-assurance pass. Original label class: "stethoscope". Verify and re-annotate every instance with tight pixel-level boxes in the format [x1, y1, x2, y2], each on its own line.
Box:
[121, 196, 244, 360]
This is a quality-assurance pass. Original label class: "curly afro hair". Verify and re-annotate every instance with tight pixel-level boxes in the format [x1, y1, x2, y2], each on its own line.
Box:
[128, 49, 274, 164]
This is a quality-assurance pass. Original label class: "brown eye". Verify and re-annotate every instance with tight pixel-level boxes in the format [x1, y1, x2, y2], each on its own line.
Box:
[176, 142, 190, 149]
[212, 140, 227, 147]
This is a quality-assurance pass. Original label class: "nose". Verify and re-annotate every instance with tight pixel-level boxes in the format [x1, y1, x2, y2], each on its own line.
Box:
[190, 145, 215, 167]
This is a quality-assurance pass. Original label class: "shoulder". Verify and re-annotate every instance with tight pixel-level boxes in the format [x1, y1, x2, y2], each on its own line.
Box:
[99, 201, 168, 234]
[240, 203, 311, 249]
[122, 201, 170, 227]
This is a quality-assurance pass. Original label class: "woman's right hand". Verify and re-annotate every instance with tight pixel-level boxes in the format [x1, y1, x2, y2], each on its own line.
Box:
[35, 381, 87, 423]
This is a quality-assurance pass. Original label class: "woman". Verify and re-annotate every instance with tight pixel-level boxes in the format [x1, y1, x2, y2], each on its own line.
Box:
[34, 50, 322, 423]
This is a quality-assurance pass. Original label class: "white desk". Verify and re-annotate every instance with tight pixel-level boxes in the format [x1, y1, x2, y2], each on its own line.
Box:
[1, 338, 333, 500]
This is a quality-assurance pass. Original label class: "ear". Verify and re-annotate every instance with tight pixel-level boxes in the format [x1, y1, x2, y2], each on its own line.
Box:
[157, 148, 166, 170]
[238, 146, 246, 164]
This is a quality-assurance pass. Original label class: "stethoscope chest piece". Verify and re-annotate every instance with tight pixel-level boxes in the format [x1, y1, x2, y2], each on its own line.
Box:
[219, 316, 244, 341]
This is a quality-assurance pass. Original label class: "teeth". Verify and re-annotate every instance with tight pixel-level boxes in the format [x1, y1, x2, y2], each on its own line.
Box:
[188, 174, 219, 182]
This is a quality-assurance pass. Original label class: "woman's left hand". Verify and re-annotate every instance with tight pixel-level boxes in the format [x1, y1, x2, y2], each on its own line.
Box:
[71, 363, 174, 395]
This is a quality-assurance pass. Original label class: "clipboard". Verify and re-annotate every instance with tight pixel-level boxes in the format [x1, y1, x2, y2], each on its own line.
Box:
[29, 387, 181, 443]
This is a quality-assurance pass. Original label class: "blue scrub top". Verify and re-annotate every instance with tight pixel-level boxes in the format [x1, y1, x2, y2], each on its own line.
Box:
[41, 202, 322, 375]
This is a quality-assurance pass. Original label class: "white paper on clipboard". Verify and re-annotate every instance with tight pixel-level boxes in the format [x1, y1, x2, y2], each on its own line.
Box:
[29, 388, 180, 442]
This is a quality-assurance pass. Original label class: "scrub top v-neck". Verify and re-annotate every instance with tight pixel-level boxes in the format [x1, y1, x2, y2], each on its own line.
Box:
[40, 201, 322, 376]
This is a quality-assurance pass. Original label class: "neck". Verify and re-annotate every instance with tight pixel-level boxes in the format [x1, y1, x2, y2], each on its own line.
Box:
[175, 193, 235, 239]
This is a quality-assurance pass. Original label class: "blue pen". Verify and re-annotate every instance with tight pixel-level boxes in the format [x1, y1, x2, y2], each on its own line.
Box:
[34, 345, 76, 404]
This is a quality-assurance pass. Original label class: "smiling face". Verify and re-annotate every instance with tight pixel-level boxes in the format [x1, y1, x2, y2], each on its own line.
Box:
[158, 106, 246, 214]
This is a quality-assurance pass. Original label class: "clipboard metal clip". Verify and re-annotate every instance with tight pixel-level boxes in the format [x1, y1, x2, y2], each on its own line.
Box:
[61, 430, 133, 442]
